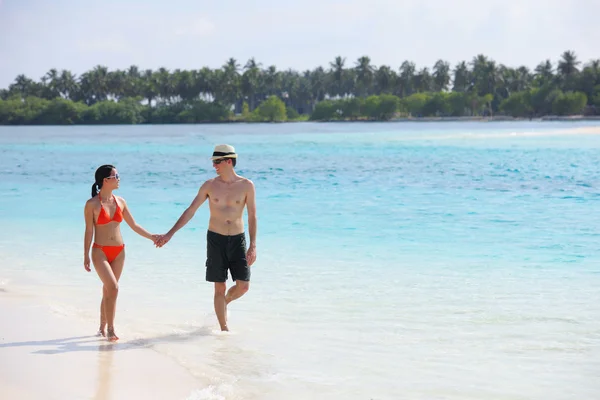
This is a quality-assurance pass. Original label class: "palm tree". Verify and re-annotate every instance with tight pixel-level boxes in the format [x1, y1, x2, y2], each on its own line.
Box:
[107, 70, 127, 100]
[398, 61, 416, 97]
[263, 66, 280, 99]
[534, 60, 555, 87]
[242, 58, 262, 110]
[558, 51, 580, 77]
[354, 56, 374, 97]
[471, 55, 500, 96]
[43, 69, 61, 99]
[196, 67, 214, 101]
[211, 59, 241, 107]
[329, 56, 346, 98]
[310, 67, 327, 105]
[413, 68, 433, 93]
[174, 69, 198, 102]
[141, 69, 159, 107]
[433, 60, 451, 92]
[374, 66, 395, 95]
[9, 74, 37, 98]
[558, 50, 581, 91]
[577, 59, 600, 103]
[452, 61, 470, 92]
[124, 66, 141, 98]
[2, 51, 600, 121]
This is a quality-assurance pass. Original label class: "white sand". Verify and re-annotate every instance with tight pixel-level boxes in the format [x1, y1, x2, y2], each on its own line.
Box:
[0, 292, 202, 400]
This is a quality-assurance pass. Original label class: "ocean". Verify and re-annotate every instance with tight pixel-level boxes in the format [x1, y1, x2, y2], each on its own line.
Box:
[1, 121, 599, 399]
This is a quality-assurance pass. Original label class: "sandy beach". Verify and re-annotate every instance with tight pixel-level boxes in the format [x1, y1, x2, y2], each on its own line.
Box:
[0, 291, 202, 400]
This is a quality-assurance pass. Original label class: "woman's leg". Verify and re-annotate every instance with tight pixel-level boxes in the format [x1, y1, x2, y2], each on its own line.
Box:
[107, 250, 125, 340]
[92, 247, 125, 341]
[99, 289, 107, 336]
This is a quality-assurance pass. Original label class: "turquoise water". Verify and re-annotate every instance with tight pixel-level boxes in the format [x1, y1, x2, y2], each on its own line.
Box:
[1, 122, 600, 399]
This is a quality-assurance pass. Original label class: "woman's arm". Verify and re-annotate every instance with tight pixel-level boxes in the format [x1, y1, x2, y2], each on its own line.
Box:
[83, 201, 95, 271]
[121, 197, 155, 240]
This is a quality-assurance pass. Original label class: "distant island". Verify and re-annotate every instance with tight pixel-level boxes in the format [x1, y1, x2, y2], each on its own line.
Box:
[0, 51, 598, 125]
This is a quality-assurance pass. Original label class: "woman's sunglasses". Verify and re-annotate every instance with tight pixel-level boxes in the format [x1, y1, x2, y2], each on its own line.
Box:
[106, 174, 120, 180]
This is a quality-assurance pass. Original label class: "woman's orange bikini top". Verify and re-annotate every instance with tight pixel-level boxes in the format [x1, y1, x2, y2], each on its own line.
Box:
[97, 195, 123, 225]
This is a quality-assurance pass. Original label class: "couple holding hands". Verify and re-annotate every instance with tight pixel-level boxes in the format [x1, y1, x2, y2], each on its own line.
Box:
[83, 145, 257, 341]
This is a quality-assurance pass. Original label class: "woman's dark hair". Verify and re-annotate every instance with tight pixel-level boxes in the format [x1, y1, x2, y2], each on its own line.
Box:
[91, 164, 115, 197]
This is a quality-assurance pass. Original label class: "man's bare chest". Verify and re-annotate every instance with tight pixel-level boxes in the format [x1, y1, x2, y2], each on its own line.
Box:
[209, 185, 245, 207]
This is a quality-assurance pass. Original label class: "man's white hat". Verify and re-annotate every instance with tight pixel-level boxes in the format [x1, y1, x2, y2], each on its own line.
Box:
[211, 144, 237, 160]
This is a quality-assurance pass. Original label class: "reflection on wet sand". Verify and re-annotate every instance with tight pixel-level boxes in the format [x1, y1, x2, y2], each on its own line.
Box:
[93, 344, 115, 400]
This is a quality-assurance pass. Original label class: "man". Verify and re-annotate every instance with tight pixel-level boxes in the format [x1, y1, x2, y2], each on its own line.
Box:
[155, 144, 257, 331]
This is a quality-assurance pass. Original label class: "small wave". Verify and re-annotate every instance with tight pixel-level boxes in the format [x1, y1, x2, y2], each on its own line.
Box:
[185, 384, 235, 400]
[488, 219, 518, 224]
[391, 126, 600, 142]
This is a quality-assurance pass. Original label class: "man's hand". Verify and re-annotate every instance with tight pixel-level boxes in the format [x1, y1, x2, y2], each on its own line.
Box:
[84, 255, 91, 272]
[246, 245, 257, 266]
[155, 233, 173, 248]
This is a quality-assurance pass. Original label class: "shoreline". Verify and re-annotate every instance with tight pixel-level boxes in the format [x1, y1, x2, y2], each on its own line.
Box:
[309, 115, 600, 123]
[0, 290, 203, 400]
[1, 115, 600, 127]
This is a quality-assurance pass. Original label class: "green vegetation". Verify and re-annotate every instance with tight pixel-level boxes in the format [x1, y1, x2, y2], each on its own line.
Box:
[0, 51, 598, 124]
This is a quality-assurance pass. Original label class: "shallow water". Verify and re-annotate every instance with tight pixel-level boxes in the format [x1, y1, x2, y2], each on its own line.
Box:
[1, 121, 600, 399]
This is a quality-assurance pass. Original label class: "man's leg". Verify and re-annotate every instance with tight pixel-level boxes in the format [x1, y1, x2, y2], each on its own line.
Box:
[206, 230, 229, 331]
[214, 282, 228, 331]
[225, 280, 249, 305]
[226, 233, 251, 305]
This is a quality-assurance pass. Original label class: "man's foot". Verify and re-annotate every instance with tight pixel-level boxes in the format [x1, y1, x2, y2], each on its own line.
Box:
[107, 327, 119, 342]
[221, 305, 229, 332]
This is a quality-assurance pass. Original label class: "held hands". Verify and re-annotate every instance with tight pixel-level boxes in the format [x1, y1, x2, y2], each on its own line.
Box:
[150, 234, 162, 246]
[154, 233, 172, 248]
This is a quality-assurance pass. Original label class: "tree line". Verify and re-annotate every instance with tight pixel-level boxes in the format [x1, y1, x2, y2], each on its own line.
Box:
[0, 50, 598, 124]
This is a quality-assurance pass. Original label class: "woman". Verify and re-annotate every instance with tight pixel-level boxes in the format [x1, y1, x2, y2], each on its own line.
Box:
[83, 164, 158, 341]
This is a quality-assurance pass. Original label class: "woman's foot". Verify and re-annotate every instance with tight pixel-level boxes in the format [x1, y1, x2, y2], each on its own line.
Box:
[97, 325, 106, 337]
[107, 327, 119, 342]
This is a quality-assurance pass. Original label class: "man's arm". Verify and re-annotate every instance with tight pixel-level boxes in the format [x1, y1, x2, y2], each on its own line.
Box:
[245, 180, 257, 265]
[157, 181, 210, 247]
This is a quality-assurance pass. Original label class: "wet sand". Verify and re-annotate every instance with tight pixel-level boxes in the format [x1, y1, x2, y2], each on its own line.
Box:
[0, 292, 201, 400]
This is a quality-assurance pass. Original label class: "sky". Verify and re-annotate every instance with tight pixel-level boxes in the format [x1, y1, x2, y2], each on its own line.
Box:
[0, 0, 598, 87]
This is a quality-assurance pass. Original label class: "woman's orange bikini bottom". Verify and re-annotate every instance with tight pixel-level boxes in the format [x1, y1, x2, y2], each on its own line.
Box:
[93, 243, 125, 263]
